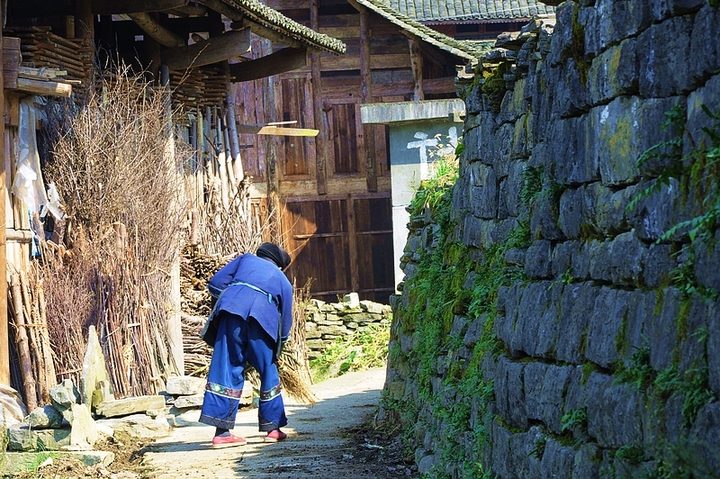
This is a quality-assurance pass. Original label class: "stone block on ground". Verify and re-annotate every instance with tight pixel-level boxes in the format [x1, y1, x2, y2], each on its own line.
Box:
[173, 394, 204, 409]
[166, 376, 206, 396]
[7, 425, 72, 451]
[27, 405, 64, 429]
[49, 379, 80, 423]
[69, 403, 99, 450]
[96, 413, 171, 439]
[95, 395, 167, 418]
[0, 385, 27, 428]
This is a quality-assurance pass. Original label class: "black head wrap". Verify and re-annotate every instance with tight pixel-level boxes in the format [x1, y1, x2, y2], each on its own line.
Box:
[256, 242, 291, 270]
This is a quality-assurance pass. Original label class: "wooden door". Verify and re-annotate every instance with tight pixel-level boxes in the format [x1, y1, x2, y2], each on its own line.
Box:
[283, 193, 394, 304]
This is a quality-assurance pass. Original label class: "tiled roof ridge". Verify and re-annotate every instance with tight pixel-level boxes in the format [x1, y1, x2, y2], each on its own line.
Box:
[380, 0, 554, 23]
[352, 0, 487, 62]
[222, 0, 347, 54]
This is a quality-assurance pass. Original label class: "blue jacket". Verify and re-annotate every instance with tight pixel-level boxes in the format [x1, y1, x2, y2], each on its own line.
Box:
[208, 253, 294, 342]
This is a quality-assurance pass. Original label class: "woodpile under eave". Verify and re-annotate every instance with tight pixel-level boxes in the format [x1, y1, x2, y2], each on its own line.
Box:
[3, 26, 92, 99]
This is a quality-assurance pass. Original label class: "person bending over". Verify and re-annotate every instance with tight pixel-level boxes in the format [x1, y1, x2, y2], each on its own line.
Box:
[199, 242, 293, 447]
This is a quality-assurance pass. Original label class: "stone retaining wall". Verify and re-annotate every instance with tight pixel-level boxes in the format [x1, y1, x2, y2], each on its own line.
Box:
[384, 1, 720, 477]
[304, 295, 392, 360]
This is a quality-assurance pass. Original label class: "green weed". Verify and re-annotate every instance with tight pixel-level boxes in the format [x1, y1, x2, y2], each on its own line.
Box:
[628, 103, 720, 302]
[310, 322, 390, 383]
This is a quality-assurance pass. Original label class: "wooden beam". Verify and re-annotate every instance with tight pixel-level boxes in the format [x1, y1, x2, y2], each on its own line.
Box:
[16, 78, 72, 97]
[162, 28, 251, 70]
[229, 47, 308, 82]
[92, 0, 188, 15]
[129, 12, 185, 48]
[321, 53, 410, 72]
[0, 12, 10, 386]
[168, 4, 208, 16]
[200, 0, 243, 21]
[322, 76, 457, 98]
[241, 19, 305, 49]
[235, 125, 319, 136]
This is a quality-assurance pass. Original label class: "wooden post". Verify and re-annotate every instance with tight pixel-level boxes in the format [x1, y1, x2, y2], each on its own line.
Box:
[310, 0, 328, 196]
[350, 0, 377, 192]
[347, 194, 359, 294]
[265, 77, 281, 244]
[409, 36, 424, 101]
[0, 16, 10, 386]
[258, 32, 282, 243]
[160, 65, 184, 376]
[75, 0, 95, 61]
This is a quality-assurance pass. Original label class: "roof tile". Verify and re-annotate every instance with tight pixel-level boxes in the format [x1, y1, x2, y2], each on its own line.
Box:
[379, 0, 554, 22]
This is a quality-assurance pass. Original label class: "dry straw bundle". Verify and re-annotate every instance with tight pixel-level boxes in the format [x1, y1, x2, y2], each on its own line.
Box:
[40, 65, 191, 397]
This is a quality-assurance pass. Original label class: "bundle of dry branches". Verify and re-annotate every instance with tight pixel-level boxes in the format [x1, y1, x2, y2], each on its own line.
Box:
[6, 266, 56, 411]
[40, 65, 191, 397]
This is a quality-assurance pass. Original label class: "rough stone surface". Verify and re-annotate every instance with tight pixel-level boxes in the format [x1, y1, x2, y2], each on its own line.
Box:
[96, 414, 171, 439]
[81, 325, 112, 408]
[165, 376, 205, 396]
[7, 426, 72, 451]
[383, 2, 720, 477]
[27, 405, 64, 429]
[95, 395, 167, 419]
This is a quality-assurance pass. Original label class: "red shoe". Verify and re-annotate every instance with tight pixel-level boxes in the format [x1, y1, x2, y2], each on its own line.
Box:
[211, 434, 247, 448]
[264, 429, 287, 443]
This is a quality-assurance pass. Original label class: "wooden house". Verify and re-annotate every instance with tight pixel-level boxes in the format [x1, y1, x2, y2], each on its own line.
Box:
[0, 0, 346, 394]
[238, 0, 484, 303]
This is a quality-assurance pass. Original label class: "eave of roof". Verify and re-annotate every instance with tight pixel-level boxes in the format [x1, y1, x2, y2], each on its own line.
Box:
[220, 0, 347, 54]
[352, 0, 486, 62]
[380, 0, 555, 23]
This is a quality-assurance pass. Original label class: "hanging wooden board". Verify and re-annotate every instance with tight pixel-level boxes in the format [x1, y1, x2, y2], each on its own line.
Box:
[235, 124, 319, 137]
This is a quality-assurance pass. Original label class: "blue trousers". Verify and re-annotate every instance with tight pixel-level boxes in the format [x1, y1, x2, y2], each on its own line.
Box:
[199, 312, 287, 432]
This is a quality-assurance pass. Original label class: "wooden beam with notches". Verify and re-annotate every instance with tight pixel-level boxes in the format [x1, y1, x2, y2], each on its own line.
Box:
[229, 47, 308, 82]
[162, 28, 252, 70]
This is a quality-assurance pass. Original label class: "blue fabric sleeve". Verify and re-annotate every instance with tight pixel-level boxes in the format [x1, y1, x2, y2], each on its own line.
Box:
[208, 255, 244, 297]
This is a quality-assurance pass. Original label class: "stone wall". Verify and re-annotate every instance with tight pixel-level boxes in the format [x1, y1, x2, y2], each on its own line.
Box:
[383, 1, 720, 477]
[304, 295, 392, 360]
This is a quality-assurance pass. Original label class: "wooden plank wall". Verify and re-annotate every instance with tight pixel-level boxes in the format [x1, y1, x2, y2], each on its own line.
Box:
[236, 0, 465, 303]
[282, 193, 394, 304]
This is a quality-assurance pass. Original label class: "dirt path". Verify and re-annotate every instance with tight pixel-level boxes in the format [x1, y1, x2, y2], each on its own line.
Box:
[142, 368, 409, 478]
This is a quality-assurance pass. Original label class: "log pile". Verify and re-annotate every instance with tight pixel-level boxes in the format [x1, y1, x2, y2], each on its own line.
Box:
[170, 65, 230, 112]
[4, 26, 91, 99]
[179, 247, 226, 377]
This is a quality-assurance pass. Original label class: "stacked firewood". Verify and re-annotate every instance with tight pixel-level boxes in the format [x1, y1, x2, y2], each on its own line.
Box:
[180, 247, 228, 376]
[169, 65, 229, 111]
[5, 26, 91, 98]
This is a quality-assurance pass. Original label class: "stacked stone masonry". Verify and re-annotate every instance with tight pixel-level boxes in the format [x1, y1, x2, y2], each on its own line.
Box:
[304, 297, 392, 360]
[386, 1, 720, 477]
